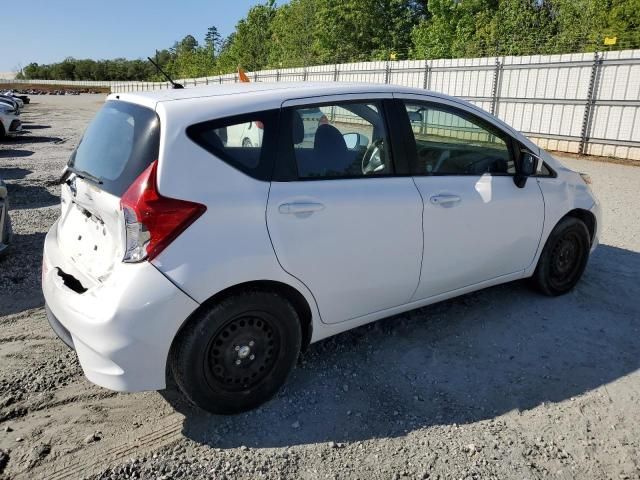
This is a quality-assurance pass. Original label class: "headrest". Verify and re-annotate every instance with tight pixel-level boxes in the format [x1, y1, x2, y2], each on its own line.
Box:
[314, 123, 346, 151]
[293, 111, 304, 144]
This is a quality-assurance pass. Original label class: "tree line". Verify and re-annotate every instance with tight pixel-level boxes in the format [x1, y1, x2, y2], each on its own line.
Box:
[18, 0, 640, 82]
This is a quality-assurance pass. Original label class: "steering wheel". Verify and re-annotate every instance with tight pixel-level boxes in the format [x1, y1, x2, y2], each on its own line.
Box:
[464, 156, 500, 174]
[361, 139, 386, 175]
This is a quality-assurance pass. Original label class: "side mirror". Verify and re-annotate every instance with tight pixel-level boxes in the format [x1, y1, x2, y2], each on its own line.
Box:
[521, 151, 539, 176]
[343, 132, 369, 150]
[407, 111, 422, 123]
[514, 150, 540, 188]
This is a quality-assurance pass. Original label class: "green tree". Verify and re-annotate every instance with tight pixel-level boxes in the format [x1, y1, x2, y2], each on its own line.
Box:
[269, 0, 319, 67]
[18, 0, 640, 81]
[217, 1, 277, 71]
[412, 0, 560, 59]
[204, 26, 223, 58]
[178, 35, 199, 54]
[315, 0, 424, 62]
[603, 0, 640, 48]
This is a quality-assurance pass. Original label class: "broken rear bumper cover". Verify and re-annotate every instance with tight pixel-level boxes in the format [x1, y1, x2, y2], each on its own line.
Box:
[42, 220, 199, 392]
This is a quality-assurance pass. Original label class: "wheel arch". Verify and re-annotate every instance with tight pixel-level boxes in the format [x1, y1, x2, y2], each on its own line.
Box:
[527, 206, 597, 277]
[564, 208, 596, 244]
[170, 279, 314, 360]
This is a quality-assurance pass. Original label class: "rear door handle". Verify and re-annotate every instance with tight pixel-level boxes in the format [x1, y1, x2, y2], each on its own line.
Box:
[429, 194, 461, 206]
[278, 202, 325, 215]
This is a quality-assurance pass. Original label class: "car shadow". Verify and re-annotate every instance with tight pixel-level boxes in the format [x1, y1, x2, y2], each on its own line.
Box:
[19, 124, 51, 130]
[5, 135, 65, 145]
[5, 182, 58, 209]
[161, 244, 640, 448]
[0, 167, 32, 180]
[0, 149, 35, 159]
[0, 232, 46, 317]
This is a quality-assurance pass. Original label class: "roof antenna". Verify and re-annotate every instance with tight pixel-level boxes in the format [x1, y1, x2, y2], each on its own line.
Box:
[147, 56, 184, 89]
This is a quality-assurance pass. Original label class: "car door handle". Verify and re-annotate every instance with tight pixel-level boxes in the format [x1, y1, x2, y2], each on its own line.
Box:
[278, 202, 325, 215]
[429, 194, 461, 206]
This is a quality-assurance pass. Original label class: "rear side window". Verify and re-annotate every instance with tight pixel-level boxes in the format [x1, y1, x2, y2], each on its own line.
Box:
[69, 101, 159, 196]
[187, 110, 279, 181]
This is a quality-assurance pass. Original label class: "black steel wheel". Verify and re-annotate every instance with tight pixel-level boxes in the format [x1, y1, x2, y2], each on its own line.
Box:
[204, 312, 281, 393]
[170, 290, 301, 414]
[532, 216, 591, 296]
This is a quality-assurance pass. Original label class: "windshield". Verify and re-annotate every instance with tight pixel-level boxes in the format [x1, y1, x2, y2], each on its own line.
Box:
[69, 100, 159, 196]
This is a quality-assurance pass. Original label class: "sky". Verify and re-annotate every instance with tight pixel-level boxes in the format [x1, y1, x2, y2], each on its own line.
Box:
[1, 0, 279, 72]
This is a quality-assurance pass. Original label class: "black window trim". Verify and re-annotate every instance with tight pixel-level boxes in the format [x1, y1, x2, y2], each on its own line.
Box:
[394, 98, 521, 178]
[535, 161, 558, 178]
[186, 109, 280, 181]
[274, 98, 407, 182]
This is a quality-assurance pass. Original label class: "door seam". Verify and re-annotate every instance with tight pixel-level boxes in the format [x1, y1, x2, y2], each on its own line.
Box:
[409, 176, 425, 302]
[264, 181, 325, 324]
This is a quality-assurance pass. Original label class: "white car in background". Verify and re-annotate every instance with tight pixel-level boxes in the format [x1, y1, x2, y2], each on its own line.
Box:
[0, 103, 21, 138]
[43, 83, 601, 415]
[1, 94, 23, 109]
[225, 120, 264, 147]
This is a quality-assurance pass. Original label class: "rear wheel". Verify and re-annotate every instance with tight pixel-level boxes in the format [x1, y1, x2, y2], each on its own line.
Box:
[170, 290, 301, 414]
[531, 217, 591, 296]
[242, 138, 253, 147]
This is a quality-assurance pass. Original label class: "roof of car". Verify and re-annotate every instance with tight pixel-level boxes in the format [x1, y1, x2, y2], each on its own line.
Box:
[104, 81, 534, 150]
[108, 81, 452, 107]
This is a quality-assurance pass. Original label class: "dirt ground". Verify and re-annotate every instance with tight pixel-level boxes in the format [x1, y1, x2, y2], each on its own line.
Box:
[0, 95, 638, 480]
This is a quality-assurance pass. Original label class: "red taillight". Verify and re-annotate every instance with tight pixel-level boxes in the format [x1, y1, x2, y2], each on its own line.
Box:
[120, 161, 206, 263]
[254, 120, 264, 129]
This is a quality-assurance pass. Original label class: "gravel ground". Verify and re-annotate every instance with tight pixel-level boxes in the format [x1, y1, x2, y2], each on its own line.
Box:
[0, 95, 639, 480]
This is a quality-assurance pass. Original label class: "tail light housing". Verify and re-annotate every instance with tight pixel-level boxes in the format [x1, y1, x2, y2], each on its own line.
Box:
[120, 161, 206, 263]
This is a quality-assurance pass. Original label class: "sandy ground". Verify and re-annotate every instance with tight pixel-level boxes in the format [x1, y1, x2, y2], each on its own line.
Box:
[0, 95, 638, 480]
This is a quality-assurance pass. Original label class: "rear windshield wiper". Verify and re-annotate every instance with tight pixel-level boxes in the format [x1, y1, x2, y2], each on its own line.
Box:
[61, 166, 103, 185]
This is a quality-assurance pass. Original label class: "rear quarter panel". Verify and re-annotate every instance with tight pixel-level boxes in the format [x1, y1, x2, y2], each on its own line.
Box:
[150, 99, 322, 334]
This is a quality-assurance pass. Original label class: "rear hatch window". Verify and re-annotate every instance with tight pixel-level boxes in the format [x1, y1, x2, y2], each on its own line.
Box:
[69, 100, 160, 196]
[56, 101, 160, 285]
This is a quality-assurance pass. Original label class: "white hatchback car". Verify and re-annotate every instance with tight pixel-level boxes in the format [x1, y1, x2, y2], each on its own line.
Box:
[0, 103, 22, 138]
[43, 83, 601, 414]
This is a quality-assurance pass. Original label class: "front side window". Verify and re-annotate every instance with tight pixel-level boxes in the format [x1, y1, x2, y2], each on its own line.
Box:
[403, 102, 514, 176]
[288, 102, 392, 179]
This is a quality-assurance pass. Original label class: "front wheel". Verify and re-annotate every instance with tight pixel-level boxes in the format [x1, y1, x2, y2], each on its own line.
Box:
[531, 216, 591, 296]
[170, 290, 302, 414]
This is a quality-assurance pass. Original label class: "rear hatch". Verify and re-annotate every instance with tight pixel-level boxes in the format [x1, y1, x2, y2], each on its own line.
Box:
[57, 100, 159, 285]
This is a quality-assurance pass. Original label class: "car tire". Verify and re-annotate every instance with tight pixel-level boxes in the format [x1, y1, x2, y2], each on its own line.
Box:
[170, 290, 302, 414]
[531, 216, 591, 296]
[242, 138, 253, 147]
[0, 123, 5, 139]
